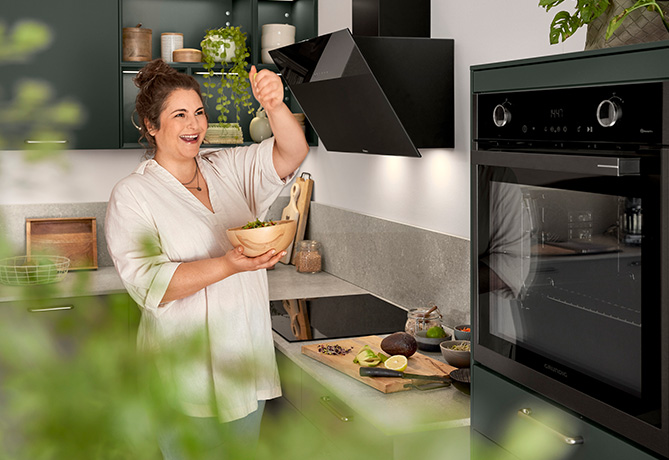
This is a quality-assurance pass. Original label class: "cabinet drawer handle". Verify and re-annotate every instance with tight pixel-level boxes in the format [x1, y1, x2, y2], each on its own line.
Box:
[28, 305, 74, 313]
[319, 396, 353, 422]
[517, 408, 583, 445]
[24, 140, 67, 144]
[194, 71, 239, 77]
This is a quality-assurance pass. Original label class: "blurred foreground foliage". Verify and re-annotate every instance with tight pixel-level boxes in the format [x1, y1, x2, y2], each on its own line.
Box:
[0, 292, 403, 460]
[0, 287, 572, 460]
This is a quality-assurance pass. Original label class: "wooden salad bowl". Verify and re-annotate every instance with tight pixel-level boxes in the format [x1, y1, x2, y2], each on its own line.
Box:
[226, 219, 297, 257]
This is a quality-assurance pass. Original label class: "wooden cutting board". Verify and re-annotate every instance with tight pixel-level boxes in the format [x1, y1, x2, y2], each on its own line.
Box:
[302, 335, 457, 393]
[26, 217, 98, 270]
[290, 173, 314, 264]
[279, 182, 301, 264]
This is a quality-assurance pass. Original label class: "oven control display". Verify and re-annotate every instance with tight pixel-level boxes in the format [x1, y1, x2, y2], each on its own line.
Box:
[475, 81, 665, 147]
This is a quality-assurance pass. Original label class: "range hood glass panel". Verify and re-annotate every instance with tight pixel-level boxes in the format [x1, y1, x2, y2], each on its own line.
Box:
[270, 29, 420, 157]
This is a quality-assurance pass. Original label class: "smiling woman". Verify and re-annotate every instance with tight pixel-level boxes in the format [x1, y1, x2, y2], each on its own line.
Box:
[104, 58, 309, 460]
[133, 61, 207, 157]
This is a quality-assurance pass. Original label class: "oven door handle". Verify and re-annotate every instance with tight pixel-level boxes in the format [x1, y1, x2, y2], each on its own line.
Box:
[473, 150, 639, 176]
[517, 408, 584, 445]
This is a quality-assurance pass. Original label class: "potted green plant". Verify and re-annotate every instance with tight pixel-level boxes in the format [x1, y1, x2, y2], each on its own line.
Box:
[540, 0, 669, 50]
[200, 26, 254, 144]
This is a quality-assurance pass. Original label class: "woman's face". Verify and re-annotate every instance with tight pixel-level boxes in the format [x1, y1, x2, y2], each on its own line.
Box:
[149, 88, 207, 161]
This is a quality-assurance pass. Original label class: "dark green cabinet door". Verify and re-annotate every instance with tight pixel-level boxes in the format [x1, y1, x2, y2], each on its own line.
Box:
[471, 365, 658, 460]
[1, 0, 119, 149]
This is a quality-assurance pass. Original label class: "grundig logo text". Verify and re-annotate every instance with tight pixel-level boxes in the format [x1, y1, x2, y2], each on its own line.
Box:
[640, 129, 654, 134]
[544, 363, 568, 378]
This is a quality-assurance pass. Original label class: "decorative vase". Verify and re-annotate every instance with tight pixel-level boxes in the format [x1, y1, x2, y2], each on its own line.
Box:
[249, 108, 273, 142]
[585, 0, 669, 50]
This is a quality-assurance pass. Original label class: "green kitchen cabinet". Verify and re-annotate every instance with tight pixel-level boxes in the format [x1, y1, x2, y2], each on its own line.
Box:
[119, 0, 317, 75]
[471, 41, 669, 94]
[0, 293, 137, 360]
[274, 349, 468, 460]
[274, 349, 394, 459]
[470, 365, 658, 460]
[1, 0, 120, 149]
[0, 292, 141, 456]
[119, 0, 318, 148]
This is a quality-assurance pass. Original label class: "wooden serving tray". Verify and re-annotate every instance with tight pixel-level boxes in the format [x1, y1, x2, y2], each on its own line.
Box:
[26, 217, 98, 270]
[302, 335, 456, 393]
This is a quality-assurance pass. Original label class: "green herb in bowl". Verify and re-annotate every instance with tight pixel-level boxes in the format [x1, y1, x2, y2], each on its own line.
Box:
[242, 219, 277, 229]
[450, 342, 471, 352]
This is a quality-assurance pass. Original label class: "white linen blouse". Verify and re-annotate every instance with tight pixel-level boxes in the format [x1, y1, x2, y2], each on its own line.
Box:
[105, 138, 292, 422]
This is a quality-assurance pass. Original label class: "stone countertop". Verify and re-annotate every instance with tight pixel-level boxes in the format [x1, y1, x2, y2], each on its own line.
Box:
[0, 264, 470, 436]
[0, 266, 128, 303]
[273, 332, 471, 437]
[265, 263, 369, 300]
[0, 263, 368, 303]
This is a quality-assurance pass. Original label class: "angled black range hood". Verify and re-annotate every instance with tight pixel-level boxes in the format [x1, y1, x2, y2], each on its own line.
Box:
[269, 29, 454, 157]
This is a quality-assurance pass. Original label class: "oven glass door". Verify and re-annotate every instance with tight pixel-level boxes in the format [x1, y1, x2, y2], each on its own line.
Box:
[474, 149, 661, 427]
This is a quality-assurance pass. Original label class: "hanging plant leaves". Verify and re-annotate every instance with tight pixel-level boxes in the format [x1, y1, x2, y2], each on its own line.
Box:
[200, 25, 252, 124]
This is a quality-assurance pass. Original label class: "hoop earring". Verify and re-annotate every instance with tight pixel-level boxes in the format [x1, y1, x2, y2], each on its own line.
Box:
[131, 109, 142, 132]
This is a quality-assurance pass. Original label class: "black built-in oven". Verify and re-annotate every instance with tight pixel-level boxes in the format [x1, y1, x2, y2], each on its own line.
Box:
[472, 81, 669, 457]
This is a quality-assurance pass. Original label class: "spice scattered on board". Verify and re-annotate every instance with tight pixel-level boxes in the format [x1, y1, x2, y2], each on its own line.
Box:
[318, 343, 353, 355]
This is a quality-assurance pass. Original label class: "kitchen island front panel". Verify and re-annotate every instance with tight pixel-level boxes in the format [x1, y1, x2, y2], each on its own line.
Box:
[274, 332, 470, 436]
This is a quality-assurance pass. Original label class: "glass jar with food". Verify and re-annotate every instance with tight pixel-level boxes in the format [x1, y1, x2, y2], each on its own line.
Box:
[405, 305, 442, 336]
[294, 240, 322, 273]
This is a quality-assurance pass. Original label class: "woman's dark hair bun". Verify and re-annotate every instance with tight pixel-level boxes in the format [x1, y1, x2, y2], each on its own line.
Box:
[134, 59, 178, 89]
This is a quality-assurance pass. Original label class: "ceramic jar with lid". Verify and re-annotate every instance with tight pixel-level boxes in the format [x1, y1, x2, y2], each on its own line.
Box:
[294, 240, 322, 273]
[405, 306, 442, 336]
[122, 26, 152, 61]
[161, 32, 183, 62]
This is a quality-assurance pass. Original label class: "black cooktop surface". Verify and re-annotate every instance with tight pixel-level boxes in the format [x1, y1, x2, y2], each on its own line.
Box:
[270, 294, 407, 343]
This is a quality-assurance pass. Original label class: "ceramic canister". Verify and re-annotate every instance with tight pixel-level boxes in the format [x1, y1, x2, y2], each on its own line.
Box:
[261, 23, 295, 64]
[161, 33, 183, 62]
[122, 26, 152, 61]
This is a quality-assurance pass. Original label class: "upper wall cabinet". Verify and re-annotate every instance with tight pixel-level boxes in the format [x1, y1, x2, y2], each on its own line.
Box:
[120, 0, 318, 148]
[1, 0, 120, 150]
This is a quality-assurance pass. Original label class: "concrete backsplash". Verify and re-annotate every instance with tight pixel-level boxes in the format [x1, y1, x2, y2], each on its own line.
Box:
[2, 200, 472, 324]
[269, 200, 471, 325]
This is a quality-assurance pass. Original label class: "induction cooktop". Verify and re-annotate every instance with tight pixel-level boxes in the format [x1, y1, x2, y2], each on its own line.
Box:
[270, 294, 407, 343]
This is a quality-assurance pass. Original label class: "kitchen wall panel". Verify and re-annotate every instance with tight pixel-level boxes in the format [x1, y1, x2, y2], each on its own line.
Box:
[1, 1, 588, 241]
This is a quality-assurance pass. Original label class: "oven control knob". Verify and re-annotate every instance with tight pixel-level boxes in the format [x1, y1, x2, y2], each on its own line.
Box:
[493, 104, 511, 127]
[596, 98, 623, 128]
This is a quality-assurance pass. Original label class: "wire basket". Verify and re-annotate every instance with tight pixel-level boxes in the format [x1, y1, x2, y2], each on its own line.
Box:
[0, 255, 70, 286]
